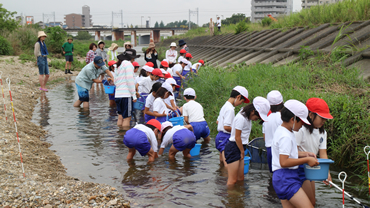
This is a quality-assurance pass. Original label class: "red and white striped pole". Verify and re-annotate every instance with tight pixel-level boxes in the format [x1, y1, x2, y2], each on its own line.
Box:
[0, 71, 7, 121]
[6, 78, 25, 178]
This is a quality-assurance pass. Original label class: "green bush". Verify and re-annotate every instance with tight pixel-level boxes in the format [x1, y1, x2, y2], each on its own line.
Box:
[15, 26, 38, 51]
[44, 26, 67, 54]
[75, 31, 92, 40]
[234, 20, 249, 34]
[0, 35, 13, 55]
[261, 17, 272, 27]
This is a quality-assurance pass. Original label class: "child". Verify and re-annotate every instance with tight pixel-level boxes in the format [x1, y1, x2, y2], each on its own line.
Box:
[158, 121, 196, 160]
[132, 61, 140, 75]
[62, 37, 74, 74]
[295, 98, 334, 206]
[272, 99, 319, 208]
[182, 53, 193, 78]
[215, 86, 250, 166]
[192, 60, 204, 74]
[107, 60, 117, 107]
[225, 96, 270, 186]
[153, 82, 173, 123]
[263, 90, 284, 173]
[178, 49, 187, 63]
[160, 60, 172, 76]
[144, 82, 162, 122]
[123, 119, 161, 162]
[164, 78, 180, 112]
[182, 88, 211, 143]
[135, 68, 162, 110]
[171, 60, 188, 96]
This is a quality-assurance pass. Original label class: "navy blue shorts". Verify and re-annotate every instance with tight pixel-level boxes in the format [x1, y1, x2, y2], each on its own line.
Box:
[173, 77, 181, 91]
[123, 128, 151, 156]
[190, 121, 210, 140]
[273, 169, 301, 200]
[65, 55, 73, 62]
[298, 164, 307, 184]
[75, 83, 89, 102]
[215, 131, 230, 152]
[267, 147, 273, 173]
[108, 92, 115, 100]
[173, 129, 196, 151]
[224, 141, 247, 164]
[115, 97, 132, 118]
[139, 93, 149, 111]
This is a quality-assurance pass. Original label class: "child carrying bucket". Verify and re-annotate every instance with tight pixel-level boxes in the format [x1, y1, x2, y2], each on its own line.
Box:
[106, 60, 117, 107]
[152, 82, 175, 123]
[215, 86, 249, 167]
[271, 100, 319, 208]
[135, 68, 162, 111]
[182, 88, 211, 143]
[124, 119, 162, 162]
[144, 82, 162, 122]
[294, 98, 334, 206]
[225, 97, 270, 186]
[158, 121, 196, 160]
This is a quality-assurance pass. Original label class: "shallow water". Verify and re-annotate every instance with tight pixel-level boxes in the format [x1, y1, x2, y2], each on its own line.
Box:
[32, 81, 369, 207]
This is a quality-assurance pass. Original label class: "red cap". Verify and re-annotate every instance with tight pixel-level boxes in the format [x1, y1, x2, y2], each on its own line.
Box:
[146, 119, 162, 132]
[145, 62, 154, 67]
[152, 68, 164, 78]
[108, 60, 116, 67]
[185, 53, 193, 58]
[306, 98, 333, 119]
[198, 60, 204, 65]
[161, 61, 169, 68]
[180, 49, 186, 54]
[132, 62, 140, 67]
[164, 73, 172, 79]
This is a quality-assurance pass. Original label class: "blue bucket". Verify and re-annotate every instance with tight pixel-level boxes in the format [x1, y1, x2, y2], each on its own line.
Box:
[133, 100, 145, 110]
[244, 149, 252, 174]
[103, 85, 115, 94]
[304, 158, 334, 181]
[190, 143, 201, 156]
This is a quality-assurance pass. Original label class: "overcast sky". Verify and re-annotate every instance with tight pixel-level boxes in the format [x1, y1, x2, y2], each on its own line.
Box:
[2, 0, 302, 27]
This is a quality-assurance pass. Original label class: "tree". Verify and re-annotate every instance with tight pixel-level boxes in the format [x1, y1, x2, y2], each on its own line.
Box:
[0, 4, 18, 32]
[135, 25, 138, 28]
[159, 21, 165, 28]
[221, 13, 248, 25]
[75, 31, 92, 40]
[154, 21, 159, 28]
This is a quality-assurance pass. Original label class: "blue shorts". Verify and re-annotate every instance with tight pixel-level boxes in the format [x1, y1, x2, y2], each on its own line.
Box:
[273, 169, 301, 200]
[139, 93, 149, 111]
[298, 164, 307, 184]
[65, 55, 73, 62]
[181, 70, 191, 77]
[173, 77, 181, 91]
[115, 97, 132, 118]
[267, 147, 272, 173]
[224, 141, 247, 164]
[215, 131, 230, 152]
[108, 90, 116, 100]
[173, 129, 196, 151]
[144, 114, 155, 123]
[37, 56, 49, 75]
[123, 128, 151, 156]
[158, 78, 165, 83]
[75, 83, 89, 102]
[156, 116, 167, 123]
[190, 121, 210, 140]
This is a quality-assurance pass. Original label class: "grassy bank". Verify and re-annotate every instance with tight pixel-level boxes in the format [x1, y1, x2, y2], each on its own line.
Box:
[185, 55, 370, 188]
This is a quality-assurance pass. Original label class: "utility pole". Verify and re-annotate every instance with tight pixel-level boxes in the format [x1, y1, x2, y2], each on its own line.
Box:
[53, 12, 55, 27]
[189, 8, 198, 29]
[112, 11, 114, 29]
[189, 9, 191, 29]
[197, 8, 199, 26]
[43, 13, 44, 24]
[121, 10, 123, 28]
[141, 16, 144, 28]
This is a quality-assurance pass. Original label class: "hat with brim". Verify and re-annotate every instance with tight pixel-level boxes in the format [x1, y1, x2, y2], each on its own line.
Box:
[253, 96, 270, 122]
[124, 41, 133, 48]
[98, 40, 105, 45]
[161, 121, 173, 132]
[108, 43, 119, 51]
[233, 86, 250, 103]
[284, 99, 311, 125]
[152, 68, 164, 78]
[170, 42, 177, 48]
[306, 98, 333, 119]
[165, 78, 179, 87]
[117, 49, 141, 61]
[67, 37, 73, 40]
[94, 56, 105, 67]
[38, 31, 47, 38]
[161, 82, 173, 96]
[179, 39, 186, 46]
[142, 65, 154, 73]
[147, 119, 162, 132]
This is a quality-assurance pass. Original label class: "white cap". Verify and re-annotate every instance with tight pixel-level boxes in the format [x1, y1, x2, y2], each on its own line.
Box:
[253, 96, 270, 121]
[161, 121, 173, 132]
[161, 82, 173, 95]
[233, 86, 250, 103]
[160, 68, 167, 74]
[165, 78, 179, 87]
[184, 88, 196, 97]
[267, 90, 283, 105]
[170, 42, 177, 47]
[142, 65, 153, 73]
[284, 99, 310, 125]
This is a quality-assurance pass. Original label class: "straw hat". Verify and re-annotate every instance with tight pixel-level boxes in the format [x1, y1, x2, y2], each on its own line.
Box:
[124, 41, 133, 48]
[148, 39, 155, 48]
[108, 43, 119, 50]
[170, 42, 177, 48]
[98, 40, 105, 45]
[38, 31, 47, 38]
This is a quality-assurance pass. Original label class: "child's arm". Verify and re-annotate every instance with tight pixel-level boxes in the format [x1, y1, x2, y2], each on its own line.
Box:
[223, 126, 232, 132]
[184, 124, 193, 131]
[298, 151, 316, 158]
[153, 111, 167, 117]
[144, 107, 156, 117]
[170, 100, 176, 109]
[184, 116, 189, 124]
[164, 103, 176, 111]
[279, 155, 318, 168]
[234, 129, 245, 159]
[158, 148, 165, 156]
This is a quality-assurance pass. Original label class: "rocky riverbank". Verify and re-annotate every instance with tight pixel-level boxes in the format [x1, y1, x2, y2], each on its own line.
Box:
[0, 56, 130, 207]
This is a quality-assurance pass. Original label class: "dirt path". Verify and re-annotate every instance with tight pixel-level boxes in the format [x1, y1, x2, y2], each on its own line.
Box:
[0, 56, 130, 207]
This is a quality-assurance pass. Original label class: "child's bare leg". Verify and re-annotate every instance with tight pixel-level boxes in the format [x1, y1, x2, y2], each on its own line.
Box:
[117, 115, 123, 127]
[109, 100, 116, 107]
[44, 75, 49, 88]
[69, 62, 72, 69]
[280, 200, 295, 208]
[183, 148, 191, 158]
[237, 158, 244, 181]
[65, 62, 68, 69]
[204, 136, 210, 143]
[289, 188, 314, 208]
[73, 100, 82, 107]
[127, 148, 136, 161]
[122, 117, 131, 128]
[226, 160, 239, 186]
[168, 145, 179, 160]
[82, 101, 89, 108]
[301, 180, 316, 206]
[222, 151, 228, 168]
[146, 148, 156, 162]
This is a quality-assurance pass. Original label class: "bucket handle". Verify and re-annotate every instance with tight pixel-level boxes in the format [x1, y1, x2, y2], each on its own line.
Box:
[245, 148, 252, 160]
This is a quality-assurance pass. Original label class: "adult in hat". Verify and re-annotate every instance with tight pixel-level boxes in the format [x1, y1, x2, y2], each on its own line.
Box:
[107, 43, 119, 62]
[73, 56, 114, 108]
[96, 40, 107, 63]
[34, 31, 50, 91]
[62, 37, 74, 74]
[124, 41, 133, 50]
[178, 39, 189, 52]
[145, 39, 158, 68]
[166, 42, 178, 67]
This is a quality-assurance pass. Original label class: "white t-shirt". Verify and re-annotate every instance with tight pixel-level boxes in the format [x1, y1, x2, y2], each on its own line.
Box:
[145, 93, 156, 112]
[153, 98, 169, 115]
[264, 112, 283, 148]
[160, 125, 186, 148]
[192, 63, 201, 72]
[182, 100, 206, 123]
[178, 56, 184, 63]
[272, 126, 299, 172]
[172, 64, 182, 77]
[295, 126, 327, 155]
[166, 49, 178, 64]
[135, 76, 145, 93]
[134, 124, 158, 152]
[229, 112, 252, 144]
[164, 95, 176, 107]
[217, 19, 221, 27]
[217, 101, 235, 134]
[165, 68, 173, 76]
[138, 77, 157, 94]
[184, 61, 192, 71]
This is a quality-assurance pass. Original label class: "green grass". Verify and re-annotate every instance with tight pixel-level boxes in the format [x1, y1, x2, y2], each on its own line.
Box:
[185, 56, 370, 190]
[49, 59, 85, 71]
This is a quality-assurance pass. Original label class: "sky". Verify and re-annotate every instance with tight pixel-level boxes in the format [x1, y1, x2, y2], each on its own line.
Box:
[2, 0, 303, 27]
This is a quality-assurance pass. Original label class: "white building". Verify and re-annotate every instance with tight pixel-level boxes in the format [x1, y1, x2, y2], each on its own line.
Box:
[302, 0, 342, 9]
[251, 0, 293, 22]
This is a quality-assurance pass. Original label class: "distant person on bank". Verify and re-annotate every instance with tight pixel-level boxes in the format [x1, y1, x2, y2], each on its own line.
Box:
[34, 31, 50, 92]
[62, 37, 74, 74]
[166, 42, 178, 67]
[73, 56, 114, 108]
[178, 39, 189, 53]
[107, 43, 119, 62]
[216, 16, 221, 32]
[85, 43, 97, 64]
[124, 41, 133, 51]
[145, 41, 158, 68]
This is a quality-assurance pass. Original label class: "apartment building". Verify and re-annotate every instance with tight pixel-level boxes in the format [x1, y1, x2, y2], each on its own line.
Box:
[251, 0, 293, 22]
[64, 5, 93, 28]
[302, 0, 342, 9]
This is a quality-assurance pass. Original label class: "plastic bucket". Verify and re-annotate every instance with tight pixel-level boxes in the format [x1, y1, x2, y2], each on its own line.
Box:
[190, 144, 201, 156]
[244, 156, 251, 174]
[304, 158, 334, 181]
[169, 117, 184, 126]
[133, 100, 145, 110]
[103, 85, 115, 94]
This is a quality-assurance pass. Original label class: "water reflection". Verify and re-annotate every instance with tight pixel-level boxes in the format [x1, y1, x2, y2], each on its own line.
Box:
[39, 92, 50, 127]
